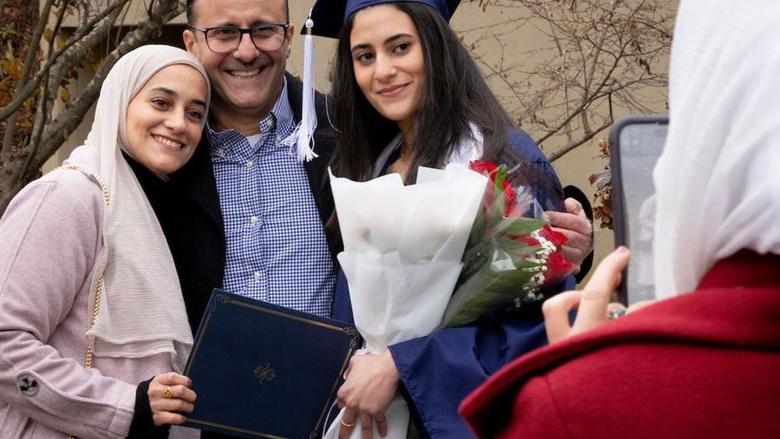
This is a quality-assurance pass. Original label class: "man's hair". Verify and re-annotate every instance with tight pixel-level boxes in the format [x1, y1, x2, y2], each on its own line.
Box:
[186, 0, 290, 24]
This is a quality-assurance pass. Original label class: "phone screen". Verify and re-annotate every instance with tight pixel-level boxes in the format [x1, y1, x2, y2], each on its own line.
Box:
[609, 116, 668, 304]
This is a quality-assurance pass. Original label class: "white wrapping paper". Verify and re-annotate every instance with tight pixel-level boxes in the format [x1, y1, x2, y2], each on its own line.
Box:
[324, 164, 487, 439]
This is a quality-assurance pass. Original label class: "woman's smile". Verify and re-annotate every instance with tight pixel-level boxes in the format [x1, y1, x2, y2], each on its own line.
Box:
[377, 82, 411, 98]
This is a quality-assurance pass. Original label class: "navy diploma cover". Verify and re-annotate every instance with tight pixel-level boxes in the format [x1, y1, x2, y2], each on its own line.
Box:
[183, 290, 361, 438]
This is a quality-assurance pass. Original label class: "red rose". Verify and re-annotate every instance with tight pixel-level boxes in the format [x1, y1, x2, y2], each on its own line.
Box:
[542, 250, 574, 286]
[539, 225, 568, 247]
[502, 183, 517, 217]
[470, 160, 518, 218]
[469, 160, 497, 175]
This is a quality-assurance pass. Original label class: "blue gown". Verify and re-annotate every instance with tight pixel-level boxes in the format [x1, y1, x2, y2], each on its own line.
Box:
[331, 128, 574, 438]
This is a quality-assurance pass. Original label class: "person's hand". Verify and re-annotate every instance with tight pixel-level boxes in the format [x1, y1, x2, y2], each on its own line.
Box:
[544, 198, 593, 274]
[542, 246, 630, 344]
[148, 372, 196, 426]
[337, 350, 400, 439]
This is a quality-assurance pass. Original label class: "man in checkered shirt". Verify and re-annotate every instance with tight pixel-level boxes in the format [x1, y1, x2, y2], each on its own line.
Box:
[147, 0, 593, 336]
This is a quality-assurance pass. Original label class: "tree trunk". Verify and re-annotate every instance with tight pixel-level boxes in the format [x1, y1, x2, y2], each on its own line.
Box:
[0, 0, 38, 213]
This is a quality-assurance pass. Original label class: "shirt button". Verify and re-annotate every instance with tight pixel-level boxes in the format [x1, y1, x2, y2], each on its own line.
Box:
[254, 271, 262, 280]
[268, 119, 275, 129]
[246, 160, 254, 169]
[17, 374, 38, 396]
[250, 216, 259, 225]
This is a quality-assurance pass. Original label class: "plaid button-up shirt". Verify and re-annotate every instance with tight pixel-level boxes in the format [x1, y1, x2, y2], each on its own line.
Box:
[207, 81, 334, 316]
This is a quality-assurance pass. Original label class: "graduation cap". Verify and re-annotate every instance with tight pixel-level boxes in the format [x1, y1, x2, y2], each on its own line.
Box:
[309, 0, 462, 38]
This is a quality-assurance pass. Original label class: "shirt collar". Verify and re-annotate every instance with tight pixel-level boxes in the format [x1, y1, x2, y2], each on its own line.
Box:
[206, 78, 296, 157]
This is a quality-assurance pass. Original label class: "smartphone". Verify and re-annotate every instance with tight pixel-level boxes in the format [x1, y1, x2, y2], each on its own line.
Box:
[608, 115, 669, 304]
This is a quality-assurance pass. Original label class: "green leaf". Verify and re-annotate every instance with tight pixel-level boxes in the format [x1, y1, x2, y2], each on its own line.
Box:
[493, 166, 509, 217]
[466, 207, 487, 249]
[496, 217, 546, 236]
[494, 237, 535, 256]
[460, 241, 492, 279]
[494, 165, 507, 192]
[442, 264, 536, 328]
[486, 194, 504, 227]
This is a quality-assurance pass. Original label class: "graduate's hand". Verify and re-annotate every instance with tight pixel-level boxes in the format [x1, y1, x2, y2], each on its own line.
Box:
[148, 372, 196, 426]
[542, 247, 630, 344]
[337, 350, 399, 439]
[544, 198, 593, 274]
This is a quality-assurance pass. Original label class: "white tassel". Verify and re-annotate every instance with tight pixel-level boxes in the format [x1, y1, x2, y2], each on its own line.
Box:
[283, 17, 319, 162]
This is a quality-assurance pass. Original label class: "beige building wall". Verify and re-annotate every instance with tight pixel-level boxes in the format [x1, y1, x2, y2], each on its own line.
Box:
[45, 0, 675, 276]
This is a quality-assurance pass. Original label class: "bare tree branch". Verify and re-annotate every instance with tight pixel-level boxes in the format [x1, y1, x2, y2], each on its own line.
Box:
[548, 119, 613, 161]
[1, 0, 55, 156]
[30, 0, 184, 170]
[466, 0, 672, 163]
[21, 1, 72, 187]
[0, 0, 130, 122]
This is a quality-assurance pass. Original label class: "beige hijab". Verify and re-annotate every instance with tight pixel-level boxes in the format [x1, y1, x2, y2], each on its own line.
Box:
[653, 0, 780, 298]
[63, 45, 210, 371]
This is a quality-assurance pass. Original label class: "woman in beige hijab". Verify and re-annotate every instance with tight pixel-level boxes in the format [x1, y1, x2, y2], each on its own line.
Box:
[0, 45, 210, 438]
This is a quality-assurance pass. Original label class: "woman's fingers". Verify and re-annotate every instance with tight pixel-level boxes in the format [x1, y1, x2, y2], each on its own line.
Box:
[570, 246, 630, 336]
[335, 352, 398, 438]
[155, 371, 191, 387]
[151, 397, 195, 414]
[359, 412, 374, 439]
[151, 383, 197, 403]
[149, 384, 195, 409]
[374, 414, 388, 437]
[542, 290, 581, 344]
[627, 300, 656, 314]
[152, 411, 187, 427]
[165, 384, 196, 403]
[339, 410, 357, 439]
[542, 247, 631, 344]
[148, 373, 197, 426]
[336, 414, 387, 439]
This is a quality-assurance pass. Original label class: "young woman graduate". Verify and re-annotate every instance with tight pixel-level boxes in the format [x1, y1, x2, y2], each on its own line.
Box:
[0, 45, 209, 438]
[307, 1, 592, 437]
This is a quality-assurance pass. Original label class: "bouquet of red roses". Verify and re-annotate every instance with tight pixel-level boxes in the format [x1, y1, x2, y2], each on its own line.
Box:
[441, 160, 573, 328]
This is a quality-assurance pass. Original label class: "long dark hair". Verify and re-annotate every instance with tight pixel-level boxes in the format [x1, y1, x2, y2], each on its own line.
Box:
[330, 2, 516, 183]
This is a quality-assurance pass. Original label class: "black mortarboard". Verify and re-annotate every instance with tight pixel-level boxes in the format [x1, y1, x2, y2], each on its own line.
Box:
[309, 0, 462, 38]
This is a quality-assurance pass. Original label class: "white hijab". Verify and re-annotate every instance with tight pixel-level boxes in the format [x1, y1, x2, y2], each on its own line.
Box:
[653, 0, 780, 299]
[63, 45, 210, 371]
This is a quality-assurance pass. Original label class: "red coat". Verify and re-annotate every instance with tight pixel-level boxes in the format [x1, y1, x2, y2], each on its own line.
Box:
[460, 251, 780, 438]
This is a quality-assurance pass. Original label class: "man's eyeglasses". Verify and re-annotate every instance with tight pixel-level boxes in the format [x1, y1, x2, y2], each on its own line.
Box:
[189, 24, 289, 53]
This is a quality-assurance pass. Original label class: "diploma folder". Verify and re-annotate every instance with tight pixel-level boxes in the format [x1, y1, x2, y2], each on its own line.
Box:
[183, 290, 361, 438]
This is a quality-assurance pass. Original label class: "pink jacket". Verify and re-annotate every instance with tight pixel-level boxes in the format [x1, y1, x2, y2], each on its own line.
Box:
[0, 169, 193, 438]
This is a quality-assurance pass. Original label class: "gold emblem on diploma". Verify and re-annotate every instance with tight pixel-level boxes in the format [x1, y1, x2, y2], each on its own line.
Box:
[254, 363, 276, 384]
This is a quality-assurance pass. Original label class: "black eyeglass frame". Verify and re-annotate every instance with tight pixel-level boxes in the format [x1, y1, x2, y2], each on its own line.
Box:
[188, 24, 291, 53]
